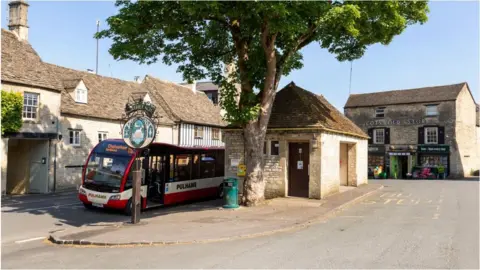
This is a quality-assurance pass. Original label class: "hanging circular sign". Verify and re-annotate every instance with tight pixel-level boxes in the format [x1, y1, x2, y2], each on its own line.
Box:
[122, 116, 156, 149]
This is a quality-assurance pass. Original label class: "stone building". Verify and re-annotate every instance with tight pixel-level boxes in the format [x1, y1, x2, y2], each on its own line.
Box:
[344, 82, 479, 179]
[224, 82, 368, 199]
[1, 1, 225, 195]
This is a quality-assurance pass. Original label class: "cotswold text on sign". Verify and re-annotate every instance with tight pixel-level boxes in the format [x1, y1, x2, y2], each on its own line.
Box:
[365, 119, 427, 126]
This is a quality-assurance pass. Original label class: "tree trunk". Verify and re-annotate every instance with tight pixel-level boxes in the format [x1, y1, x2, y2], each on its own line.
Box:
[241, 122, 266, 206]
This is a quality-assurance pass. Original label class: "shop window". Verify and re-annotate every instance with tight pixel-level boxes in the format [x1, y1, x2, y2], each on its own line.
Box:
[368, 155, 385, 178]
[375, 107, 385, 118]
[419, 155, 447, 168]
[194, 126, 204, 139]
[69, 129, 81, 146]
[425, 127, 438, 144]
[425, 105, 438, 116]
[270, 141, 279, 156]
[373, 129, 385, 144]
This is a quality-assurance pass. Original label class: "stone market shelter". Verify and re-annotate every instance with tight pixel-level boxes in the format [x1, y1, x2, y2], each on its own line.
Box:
[224, 82, 369, 199]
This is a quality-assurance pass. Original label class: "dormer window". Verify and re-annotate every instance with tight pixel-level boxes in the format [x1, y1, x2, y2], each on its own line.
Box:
[75, 87, 87, 103]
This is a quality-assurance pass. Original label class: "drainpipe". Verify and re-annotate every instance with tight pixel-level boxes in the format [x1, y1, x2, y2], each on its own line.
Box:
[53, 115, 59, 193]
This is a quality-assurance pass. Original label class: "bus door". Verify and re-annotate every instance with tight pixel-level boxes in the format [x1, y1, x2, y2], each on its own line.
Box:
[147, 154, 168, 204]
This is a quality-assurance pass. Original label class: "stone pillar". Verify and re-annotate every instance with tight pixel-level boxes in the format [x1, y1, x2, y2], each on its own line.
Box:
[347, 143, 357, 186]
[309, 136, 321, 199]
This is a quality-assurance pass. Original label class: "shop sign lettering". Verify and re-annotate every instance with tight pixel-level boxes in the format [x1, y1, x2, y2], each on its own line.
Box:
[365, 119, 426, 126]
[418, 145, 449, 153]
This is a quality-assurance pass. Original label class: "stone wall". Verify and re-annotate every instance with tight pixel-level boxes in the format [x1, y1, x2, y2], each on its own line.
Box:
[455, 87, 480, 176]
[224, 129, 366, 200]
[320, 132, 368, 198]
[2, 83, 61, 134]
[344, 96, 479, 178]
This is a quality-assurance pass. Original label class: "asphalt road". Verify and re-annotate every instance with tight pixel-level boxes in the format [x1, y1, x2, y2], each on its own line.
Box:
[2, 180, 479, 269]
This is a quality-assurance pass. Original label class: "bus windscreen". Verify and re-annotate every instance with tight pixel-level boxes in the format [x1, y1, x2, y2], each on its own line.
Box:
[83, 141, 135, 192]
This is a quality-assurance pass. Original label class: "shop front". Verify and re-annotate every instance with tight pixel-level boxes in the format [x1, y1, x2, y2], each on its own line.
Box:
[414, 145, 449, 179]
[368, 145, 386, 179]
[386, 145, 417, 179]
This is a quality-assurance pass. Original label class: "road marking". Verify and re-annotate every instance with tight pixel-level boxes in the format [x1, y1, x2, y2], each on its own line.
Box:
[396, 199, 404, 205]
[361, 200, 377, 205]
[433, 213, 440, 219]
[14, 237, 46, 244]
[396, 193, 402, 197]
[16, 203, 81, 211]
[384, 199, 394, 205]
[411, 199, 420, 205]
[438, 199, 443, 204]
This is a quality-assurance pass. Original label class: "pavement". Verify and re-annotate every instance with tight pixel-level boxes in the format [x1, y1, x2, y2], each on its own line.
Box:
[2, 179, 478, 269]
[48, 183, 382, 246]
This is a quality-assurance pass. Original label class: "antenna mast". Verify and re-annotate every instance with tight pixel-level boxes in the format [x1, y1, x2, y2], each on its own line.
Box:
[96, 20, 100, 75]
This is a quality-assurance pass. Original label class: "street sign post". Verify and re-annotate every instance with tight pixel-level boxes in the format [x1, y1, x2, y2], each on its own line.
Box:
[120, 93, 159, 224]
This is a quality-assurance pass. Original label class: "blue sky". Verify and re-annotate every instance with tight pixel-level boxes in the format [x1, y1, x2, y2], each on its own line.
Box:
[1, 1, 479, 110]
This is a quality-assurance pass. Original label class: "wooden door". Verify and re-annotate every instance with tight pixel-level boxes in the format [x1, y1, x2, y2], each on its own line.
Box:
[288, 142, 310, 198]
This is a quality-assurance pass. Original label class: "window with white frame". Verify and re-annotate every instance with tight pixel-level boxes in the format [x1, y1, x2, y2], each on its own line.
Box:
[375, 107, 385, 118]
[194, 126, 203, 138]
[23, 92, 39, 120]
[425, 105, 438, 116]
[425, 127, 438, 144]
[69, 130, 81, 146]
[212, 128, 220, 140]
[75, 87, 88, 103]
[373, 129, 385, 144]
[98, 132, 108, 142]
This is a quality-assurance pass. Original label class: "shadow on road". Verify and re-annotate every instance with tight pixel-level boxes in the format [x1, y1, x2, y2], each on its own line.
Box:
[1, 191, 224, 228]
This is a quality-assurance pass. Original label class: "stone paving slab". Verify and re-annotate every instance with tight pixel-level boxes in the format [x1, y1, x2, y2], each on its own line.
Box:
[49, 184, 383, 246]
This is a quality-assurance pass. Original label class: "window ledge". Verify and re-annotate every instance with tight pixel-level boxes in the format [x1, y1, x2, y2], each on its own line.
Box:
[22, 119, 39, 124]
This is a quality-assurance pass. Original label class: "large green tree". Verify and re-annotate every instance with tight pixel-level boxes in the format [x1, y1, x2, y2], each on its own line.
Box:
[98, 1, 429, 206]
[1, 90, 23, 135]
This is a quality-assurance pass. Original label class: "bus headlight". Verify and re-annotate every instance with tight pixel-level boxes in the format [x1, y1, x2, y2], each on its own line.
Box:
[79, 188, 86, 195]
[109, 195, 121, 200]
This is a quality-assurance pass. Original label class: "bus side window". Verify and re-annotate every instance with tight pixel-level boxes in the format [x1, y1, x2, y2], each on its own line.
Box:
[200, 153, 216, 178]
[192, 154, 200, 180]
[215, 150, 225, 177]
[175, 154, 192, 181]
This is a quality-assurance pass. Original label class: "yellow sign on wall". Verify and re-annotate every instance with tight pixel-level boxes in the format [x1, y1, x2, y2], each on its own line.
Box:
[237, 164, 246, 176]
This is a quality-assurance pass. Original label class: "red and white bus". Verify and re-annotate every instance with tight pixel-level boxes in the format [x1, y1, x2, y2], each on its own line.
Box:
[78, 139, 225, 215]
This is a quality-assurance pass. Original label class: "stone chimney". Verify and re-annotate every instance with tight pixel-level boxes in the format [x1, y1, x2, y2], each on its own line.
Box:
[8, 0, 29, 41]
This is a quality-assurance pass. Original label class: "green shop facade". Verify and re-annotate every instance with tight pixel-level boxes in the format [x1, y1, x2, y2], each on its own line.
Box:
[368, 144, 450, 179]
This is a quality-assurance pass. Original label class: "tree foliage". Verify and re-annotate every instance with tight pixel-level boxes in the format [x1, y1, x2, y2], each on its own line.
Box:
[1, 90, 23, 135]
[98, 1, 429, 205]
[98, 1, 428, 126]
